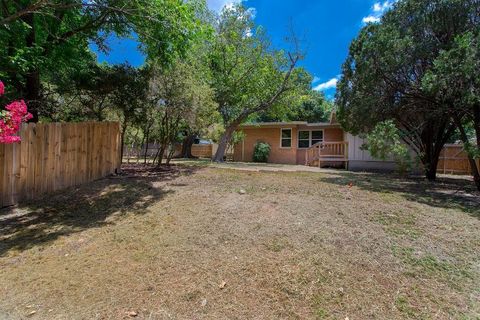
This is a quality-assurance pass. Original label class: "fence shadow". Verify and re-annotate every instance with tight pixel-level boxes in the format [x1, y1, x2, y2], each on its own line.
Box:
[321, 172, 480, 217]
[0, 164, 200, 256]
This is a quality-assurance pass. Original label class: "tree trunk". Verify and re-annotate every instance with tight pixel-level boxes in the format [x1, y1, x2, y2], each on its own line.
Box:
[156, 145, 166, 167]
[213, 125, 237, 162]
[23, 13, 41, 122]
[119, 120, 129, 165]
[424, 159, 439, 181]
[152, 147, 161, 166]
[143, 127, 150, 164]
[473, 104, 480, 148]
[181, 133, 196, 158]
[166, 147, 176, 165]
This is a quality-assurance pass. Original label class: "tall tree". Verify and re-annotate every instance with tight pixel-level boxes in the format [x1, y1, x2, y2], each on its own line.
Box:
[423, 31, 480, 190]
[208, 5, 307, 162]
[108, 64, 148, 163]
[336, 0, 478, 180]
[148, 60, 217, 165]
[0, 0, 204, 121]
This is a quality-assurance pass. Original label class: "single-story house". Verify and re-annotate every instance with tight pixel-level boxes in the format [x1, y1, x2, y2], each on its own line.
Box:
[232, 115, 410, 171]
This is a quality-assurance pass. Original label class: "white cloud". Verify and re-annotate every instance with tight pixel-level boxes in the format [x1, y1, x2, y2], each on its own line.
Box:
[207, 0, 242, 12]
[313, 77, 338, 91]
[362, 15, 380, 23]
[362, 1, 394, 24]
[312, 76, 321, 84]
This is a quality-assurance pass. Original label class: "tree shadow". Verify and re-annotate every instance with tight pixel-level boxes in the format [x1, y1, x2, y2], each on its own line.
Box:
[321, 172, 480, 217]
[0, 164, 200, 256]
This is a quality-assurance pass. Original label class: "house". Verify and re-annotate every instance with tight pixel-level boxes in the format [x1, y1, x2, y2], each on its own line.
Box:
[232, 115, 406, 171]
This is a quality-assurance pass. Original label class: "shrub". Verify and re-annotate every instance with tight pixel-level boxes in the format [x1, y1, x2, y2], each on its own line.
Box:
[361, 120, 413, 176]
[253, 141, 271, 162]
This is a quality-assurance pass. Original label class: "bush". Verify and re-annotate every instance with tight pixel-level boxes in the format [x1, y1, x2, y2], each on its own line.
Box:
[253, 141, 271, 162]
[362, 120, 413, 176]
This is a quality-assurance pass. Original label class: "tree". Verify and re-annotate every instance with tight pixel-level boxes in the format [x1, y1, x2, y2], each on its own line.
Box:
[41, 62, 119, 122]
[257, 87, 332, 123]
[0, 0, 204, 121]
[208, 5, 306, 162]
[177, 33, 219, 158]
[108, 64, 148, 163]
[149, 60, 217, 165]
[423, 31, 480, 190]
[336, 0, 478, 181]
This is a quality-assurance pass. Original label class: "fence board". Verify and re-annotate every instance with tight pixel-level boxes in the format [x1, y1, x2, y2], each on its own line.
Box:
[0, 121, 121, 207]
[438, 144, 479, 175]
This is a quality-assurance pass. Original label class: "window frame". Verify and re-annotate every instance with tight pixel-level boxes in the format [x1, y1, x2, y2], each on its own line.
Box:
[297, 130, 311, 149]
[311, 130, 324, 146]
[297, 129, 324, 149]
[280, 128, 292, 148]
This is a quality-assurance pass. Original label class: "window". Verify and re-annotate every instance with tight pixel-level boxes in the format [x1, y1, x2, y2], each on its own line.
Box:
[311, 130, 324, 145]
[297, 129, 324, 148]
[298, 131, 310, 148]
[280, 128, 292, 148]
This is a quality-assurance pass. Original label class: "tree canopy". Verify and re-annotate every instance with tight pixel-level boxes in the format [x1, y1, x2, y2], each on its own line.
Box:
[207, 4, 308, 161]
[0, 0, 206, 120]
[336, 0, 480, 181]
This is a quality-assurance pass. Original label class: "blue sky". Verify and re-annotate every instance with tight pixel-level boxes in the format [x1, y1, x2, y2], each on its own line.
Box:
[91, 0, 393, 99]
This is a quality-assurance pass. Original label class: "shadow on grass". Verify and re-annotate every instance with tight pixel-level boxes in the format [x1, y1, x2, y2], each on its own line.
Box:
[0, 164, 200, 256]
[321, 172, 480, 217]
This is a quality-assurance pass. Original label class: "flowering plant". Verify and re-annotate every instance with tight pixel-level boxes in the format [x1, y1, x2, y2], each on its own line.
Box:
[0, 81, 32, 143]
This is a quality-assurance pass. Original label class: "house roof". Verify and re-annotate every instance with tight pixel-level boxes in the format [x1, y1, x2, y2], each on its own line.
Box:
[240, 121, 337, 128]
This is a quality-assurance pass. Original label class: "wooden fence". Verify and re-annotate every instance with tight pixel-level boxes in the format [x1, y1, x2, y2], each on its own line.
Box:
[124, 143, 216, 161]
[0, 122, 121, 207]
[438, 144, 480, 175]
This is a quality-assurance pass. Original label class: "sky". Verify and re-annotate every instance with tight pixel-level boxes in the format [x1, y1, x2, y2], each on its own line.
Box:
[91, 0, 393, 100]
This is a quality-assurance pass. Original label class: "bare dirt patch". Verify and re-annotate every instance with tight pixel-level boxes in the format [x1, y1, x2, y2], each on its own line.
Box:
[0, 164, 479, 319]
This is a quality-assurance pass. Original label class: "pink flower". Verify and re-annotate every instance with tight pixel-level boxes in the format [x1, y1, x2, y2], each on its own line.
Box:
[0, 81, 4, 96]
[0, 81, 30, 144]
[0, 135, 21, 143]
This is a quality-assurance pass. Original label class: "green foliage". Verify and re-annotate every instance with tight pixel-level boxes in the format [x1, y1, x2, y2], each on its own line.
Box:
[293, 91, 333, 123]
[230, 131, 245, 145]
[209, 5, 298, 125]
[109, 64, 148, 127]
[207, 4, 306, 161]
[464, 141, 480, 160]
[0, 0, 206, 118]
[362, 120, 412, 175]
[258, 89, 332, 123]
[422, 31, 480, 160]
[252, 142, 271, 163]
[147, 58, 218, 163]
[336, 0, 479, 179]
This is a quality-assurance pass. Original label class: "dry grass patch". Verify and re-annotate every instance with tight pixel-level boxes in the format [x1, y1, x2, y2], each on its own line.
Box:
[0, 163, 479, 319]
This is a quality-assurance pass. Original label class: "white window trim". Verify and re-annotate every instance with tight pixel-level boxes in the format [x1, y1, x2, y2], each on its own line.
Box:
[297, 129, 324, 149]
[280, 128, 292, 149]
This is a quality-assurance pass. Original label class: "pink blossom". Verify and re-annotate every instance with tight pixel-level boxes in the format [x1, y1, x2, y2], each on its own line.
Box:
[0, 81, 31, 144]
[0, 135, 21, 143]
[0, 81, 4, 96]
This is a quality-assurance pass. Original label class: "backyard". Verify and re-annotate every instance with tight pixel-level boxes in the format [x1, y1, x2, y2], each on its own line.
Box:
[0, 162, 479, 319]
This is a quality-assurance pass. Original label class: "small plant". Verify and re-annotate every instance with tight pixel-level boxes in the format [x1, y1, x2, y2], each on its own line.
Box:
[253, 141, 271, 162]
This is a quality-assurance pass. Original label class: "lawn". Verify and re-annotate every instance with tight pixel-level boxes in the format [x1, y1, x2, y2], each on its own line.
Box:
[0, 163, 479, 319]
